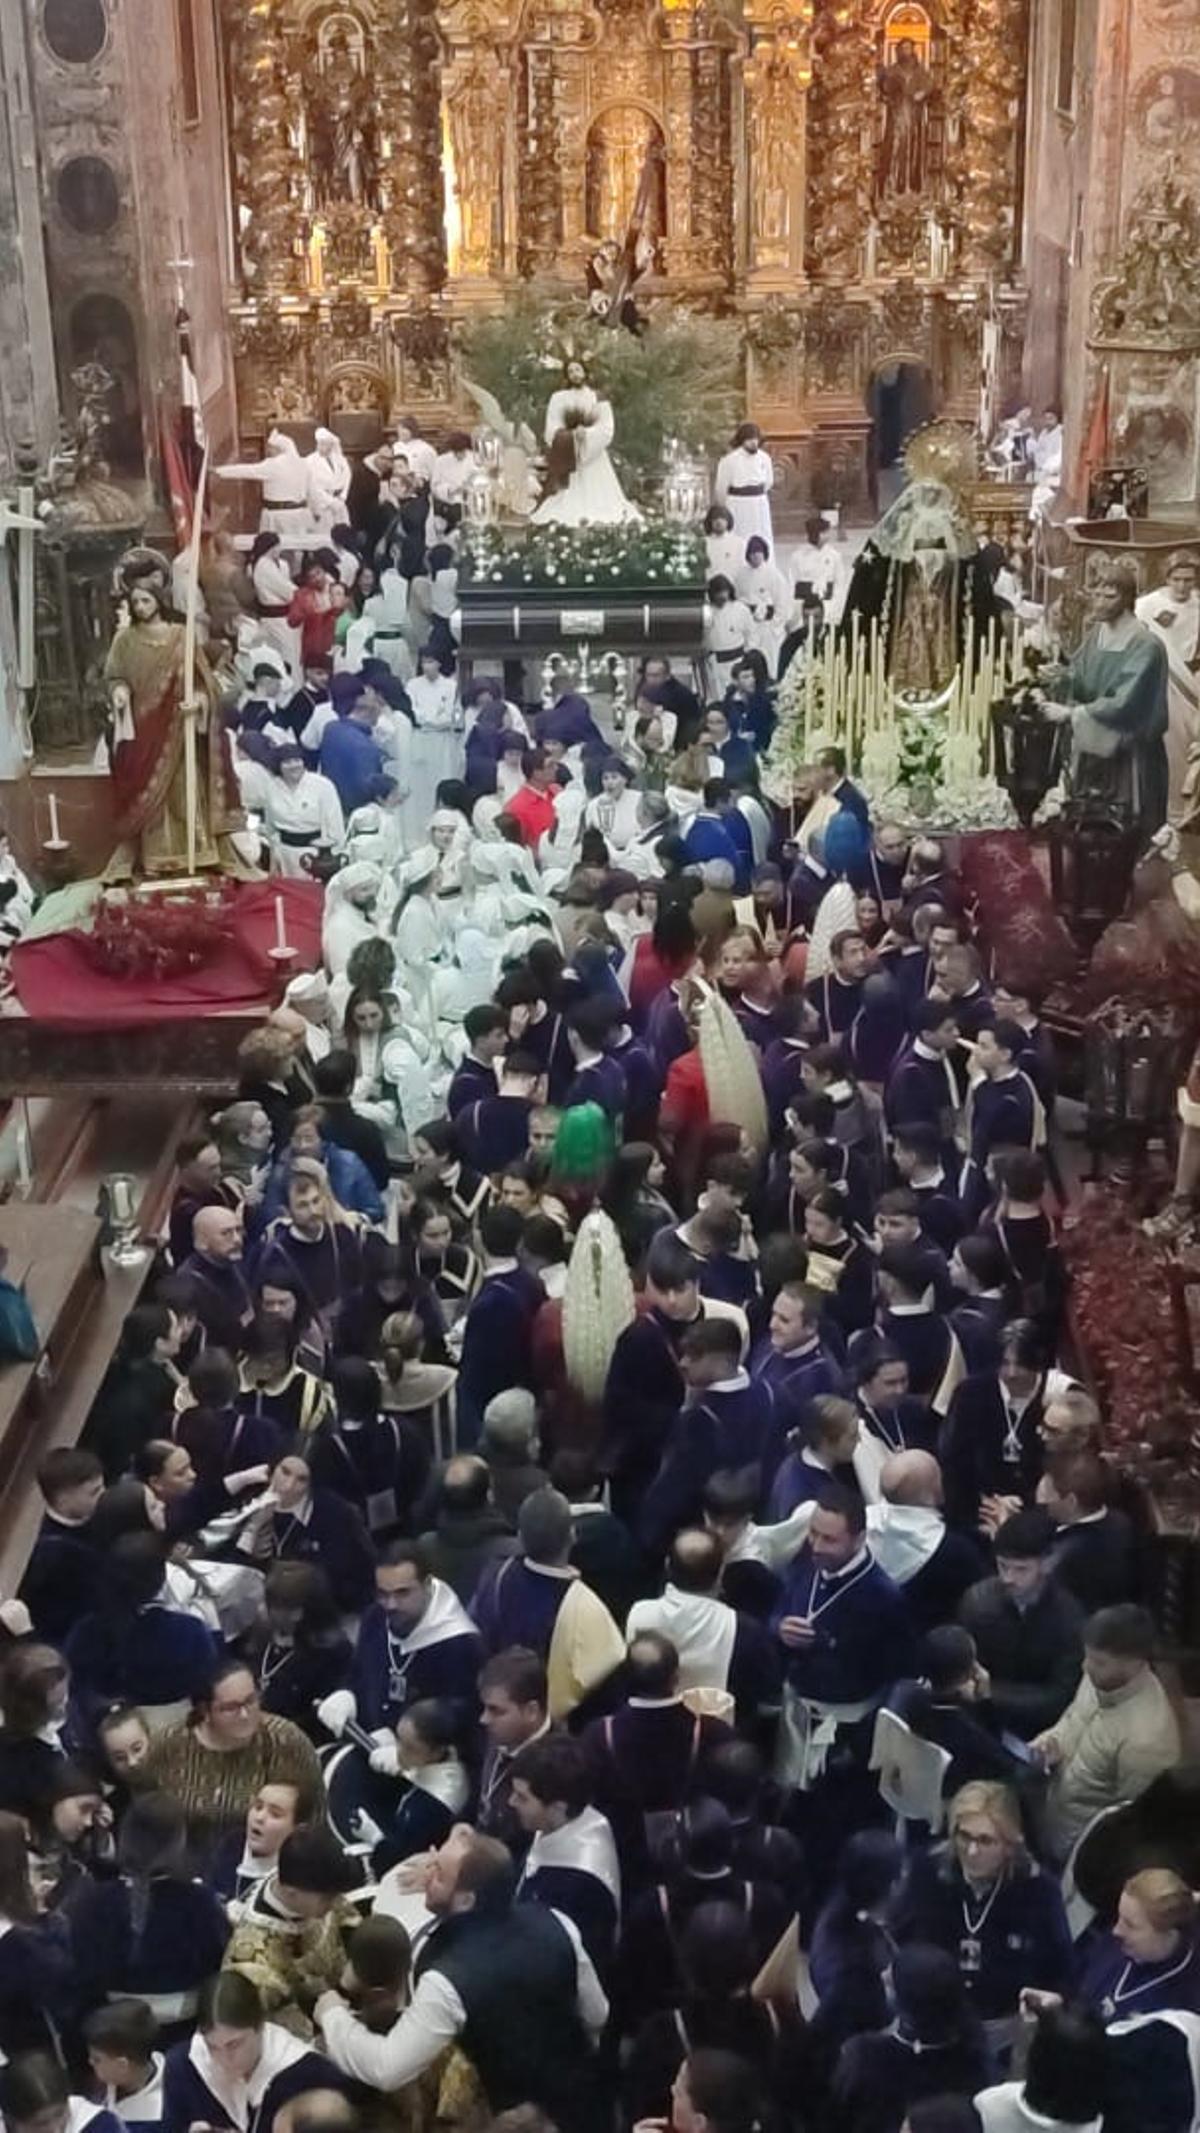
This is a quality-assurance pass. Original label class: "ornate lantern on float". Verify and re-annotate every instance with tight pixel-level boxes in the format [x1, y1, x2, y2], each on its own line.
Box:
[1082, 996, 1186, 1177]
[463, 460, 500, 578]
[1049, 806, 1144, 955]
[661, 462, 706, 576]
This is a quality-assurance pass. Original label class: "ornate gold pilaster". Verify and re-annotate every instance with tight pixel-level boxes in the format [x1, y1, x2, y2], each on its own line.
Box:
[659, 13, 697, 278]
[945, 0, 1028, 273]
[444, 46, 508, 290]
[519, 44, 561, 276]
[223, 0, 303, 294]
[379, 0, 446, 296]
[743, 1, 813, 288]
[805, 0, 872, 283]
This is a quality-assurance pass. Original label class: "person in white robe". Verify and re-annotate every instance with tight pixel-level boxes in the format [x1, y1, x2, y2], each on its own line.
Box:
[349, 569, 415, 684]
[584, 757, 642, 852]
[1136, 551, 1200, 822]
[231, 732, 276, 820]
[321, 861, 383, 978]
[1029, 409, 1064, 521]
[429, 806, 471, 910]
[714, 422, 775, 555]
[703, 577, 753, 705]
[430, 434, 474, 523]
[264, 742, 345, 877]
[305, 428, 352, 542]
[403, 651, 463, 847]
[284, 971, 335, 1065]
[215, 431, 310, 543]
[735, 538, 791, 677]
[788, 514, 848, 625]
[392, 846, 446, 1032]
[531, 360, 640, 528]
[248, 534, 302, 681]
[393, 418, 437, 490]
[705, 505, 745, 585]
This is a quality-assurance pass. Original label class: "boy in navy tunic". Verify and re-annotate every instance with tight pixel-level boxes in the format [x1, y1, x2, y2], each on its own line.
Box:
[563, 998, 628, 1123]
[510, 1735, 621, 1974]
[456, 1205, 545, 1448]
[961, 1019, 1044, 1221]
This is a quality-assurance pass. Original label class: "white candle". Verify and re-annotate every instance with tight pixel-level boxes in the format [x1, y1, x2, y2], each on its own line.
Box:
[47, 792, 60, 845]
[15, 1116, 31, 1196]
[274, 894, 288, 954]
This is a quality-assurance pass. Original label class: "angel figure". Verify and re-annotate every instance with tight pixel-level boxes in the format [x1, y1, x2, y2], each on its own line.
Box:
[461, 379, 540, 517]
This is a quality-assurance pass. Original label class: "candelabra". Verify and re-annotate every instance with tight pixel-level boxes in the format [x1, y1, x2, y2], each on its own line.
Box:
[102, 1172, 152, 1274]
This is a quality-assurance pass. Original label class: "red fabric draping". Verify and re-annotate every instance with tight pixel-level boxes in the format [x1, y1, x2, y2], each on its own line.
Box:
[9, 879, 324, 1028]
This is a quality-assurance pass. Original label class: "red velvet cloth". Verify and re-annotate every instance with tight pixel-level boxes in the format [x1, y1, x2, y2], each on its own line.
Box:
[9, 878, 324, 1027]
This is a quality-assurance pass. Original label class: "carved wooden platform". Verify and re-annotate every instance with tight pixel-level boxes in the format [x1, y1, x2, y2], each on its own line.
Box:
[0, 1010, 255, 1100]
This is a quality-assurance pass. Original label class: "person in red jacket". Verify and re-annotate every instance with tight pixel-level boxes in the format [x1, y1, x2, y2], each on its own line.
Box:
[503, 748, 561, 849]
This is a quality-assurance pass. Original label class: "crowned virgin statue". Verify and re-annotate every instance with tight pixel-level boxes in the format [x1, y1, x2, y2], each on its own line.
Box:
[103, 550, 249, 879]
[532, 357, 641, 527]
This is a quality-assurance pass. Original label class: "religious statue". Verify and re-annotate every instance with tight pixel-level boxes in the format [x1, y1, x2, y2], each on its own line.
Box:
[103, 551, 248, 880]
[448, 57, 501, 277]
[750, 39, 804, 248]
[531, 358, 641, 527]
[1037, 557, 1170, 845]
[841, 480, 1003, 693]
[307, 39, 381, 213]
[876, 39, 933, 201]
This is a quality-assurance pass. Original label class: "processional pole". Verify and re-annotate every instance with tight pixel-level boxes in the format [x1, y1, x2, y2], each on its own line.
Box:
[181, 443, 210, 880]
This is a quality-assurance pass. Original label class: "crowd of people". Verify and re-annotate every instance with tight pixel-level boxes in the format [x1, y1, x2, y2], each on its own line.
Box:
[2, 460, 1198, 2133]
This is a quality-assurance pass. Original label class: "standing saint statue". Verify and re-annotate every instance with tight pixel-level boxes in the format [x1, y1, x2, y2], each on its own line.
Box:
[531, 358, 641, 527]
[104, 551, 248, 880]
[876, 38, 933, 200]
[1038, 557, 1170, 845]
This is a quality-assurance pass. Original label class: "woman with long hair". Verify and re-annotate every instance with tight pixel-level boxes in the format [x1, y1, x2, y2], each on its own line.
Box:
[0, 1645, 79, 1827]
[602, 1141, 678, 1274]
[160, 1970, 339, 2133]
[0, 1812, 75, 2059]
[62, 1790, 229, 2033]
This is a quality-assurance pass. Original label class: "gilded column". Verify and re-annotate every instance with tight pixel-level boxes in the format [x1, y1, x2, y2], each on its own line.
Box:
[223, 0, 302, 293]
[947, 0, 1029, 272]
[519, 43, 561, 276]
[445, 47, 507, 289]
[660, 13, 697, 278]
[743, 2, 813, 290]
[380, 0, 446, 295]
[692, 41, 734, 285]
[805, 0, 872, 283]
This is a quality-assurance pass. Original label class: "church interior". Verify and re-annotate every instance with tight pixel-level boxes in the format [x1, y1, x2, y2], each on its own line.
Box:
[0, 0, 1197, 2120]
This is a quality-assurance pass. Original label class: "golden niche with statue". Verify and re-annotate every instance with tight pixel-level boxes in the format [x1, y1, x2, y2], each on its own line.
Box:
[218, 0, 1030, 496]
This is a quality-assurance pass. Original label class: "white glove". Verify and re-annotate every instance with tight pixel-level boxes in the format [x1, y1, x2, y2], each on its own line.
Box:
[368, 1730, 400, 1776]
[352, 1807, 385, 1847]
[316, 1689, 357, 1738]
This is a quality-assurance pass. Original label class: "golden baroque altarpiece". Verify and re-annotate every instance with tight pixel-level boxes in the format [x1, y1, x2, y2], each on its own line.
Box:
[220, 0, 1029, 504]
